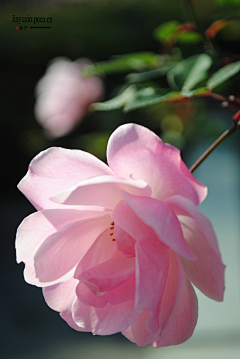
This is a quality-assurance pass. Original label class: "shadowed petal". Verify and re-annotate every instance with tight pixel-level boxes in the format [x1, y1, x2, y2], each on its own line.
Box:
[121, 326, 135, 343]
[135, 239, 169, 333]
[153, 277, 198, 348]
[76, 275, 135, 308]
[120, 193, 197, 260]
[158, 250, 185, 333]
[74, 227, 122, 279]
[79, 256, 135, 294]
[127, 311, 161, 347]
[166, 195, 225, 301]
[72, 298, 137, 335]
[114, 225, 136, 258]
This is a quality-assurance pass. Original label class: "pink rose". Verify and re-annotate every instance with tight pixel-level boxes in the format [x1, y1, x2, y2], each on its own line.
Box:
[16, 124, 225, 347]
[34, 58, 103, 138]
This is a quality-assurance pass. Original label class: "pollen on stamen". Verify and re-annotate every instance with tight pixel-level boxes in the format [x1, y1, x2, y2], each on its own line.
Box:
[110, 221, 115, 241]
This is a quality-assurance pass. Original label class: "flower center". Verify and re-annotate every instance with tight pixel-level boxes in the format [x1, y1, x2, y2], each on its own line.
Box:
[110, 221, 115, 241]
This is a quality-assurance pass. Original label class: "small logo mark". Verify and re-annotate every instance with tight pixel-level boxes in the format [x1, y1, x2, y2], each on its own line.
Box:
[16, 26, 19, 30]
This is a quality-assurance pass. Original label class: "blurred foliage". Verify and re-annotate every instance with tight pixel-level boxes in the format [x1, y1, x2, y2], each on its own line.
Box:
[1, 0, 240, 198]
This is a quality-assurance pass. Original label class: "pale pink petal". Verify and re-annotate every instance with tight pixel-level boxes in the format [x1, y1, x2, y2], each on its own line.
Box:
[76, 275, 135, 308]
[121, 326, 135, 343]
[43, 277, 78, 312]
[135, 239, 169, 333]
[61, 309, 87, 332]
[114, 225, 136, 258]
[126, 311, 161, 347]
[158, 250, 185, 333]
[16, 209, 107, 286]
[107, 123, 206, 205]
[79, 256, 135, 293]
[75, 229, 135, 307]
[74, 227, 122, 278]
[120, 193, 197, 260]
[153, 277, 198, 348]
[51, 175, 151, 209]
[72, 298, 137, 335]
[165, 196, 225, 301]
[180, 217, 225, 301]
[113, 200, 162, 244]
[18, 147, 113, 210]
[123, 255, 190, 348]
[34, 215, 110, 284]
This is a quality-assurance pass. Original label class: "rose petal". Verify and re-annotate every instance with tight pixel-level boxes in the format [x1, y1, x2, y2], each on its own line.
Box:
[79, 256, 135, 293]
[74, 227, 122, 279]
[121, 326, 135, 343]
[114, 225, 136, 258]
[51, 175, 151, 209]
[61, 308, 86, 332]
[76, 275, 135, 308]
[123, 254, 191, 348]
[158, 250, 185, 333]
[113, 200, 162, 244]
[135, 239, 169, 333]
[180, 217, 225, 301]
[16, 209, 107, 286]
[34, 215, 110, 284]
[117, 193, 197, 260]
[43, 277, 78, 312]
[72, 298, 137, 335]
[107, 123, 206, 205]
[18, 147, 113, 210]
[165, 195, 225, 301]
[153, 277, 198, 348]
[126, 311, 161, 347]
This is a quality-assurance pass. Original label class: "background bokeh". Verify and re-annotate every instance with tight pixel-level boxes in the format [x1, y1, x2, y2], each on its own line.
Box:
[0, 0, 240, 358]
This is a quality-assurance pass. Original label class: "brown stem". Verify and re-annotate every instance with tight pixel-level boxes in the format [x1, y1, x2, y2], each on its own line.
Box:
[183, 0, 214, 52]
[190, 121, 239, 173]
[208, 92, 240, 111]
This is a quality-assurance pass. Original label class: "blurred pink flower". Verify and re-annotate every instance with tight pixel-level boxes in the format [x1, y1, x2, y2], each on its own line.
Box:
[16, 124, 225, 347]
[34, 58, 103, 138]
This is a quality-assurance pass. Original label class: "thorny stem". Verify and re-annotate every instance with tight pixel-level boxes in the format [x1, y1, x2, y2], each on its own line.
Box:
[190, 120, 240, 173]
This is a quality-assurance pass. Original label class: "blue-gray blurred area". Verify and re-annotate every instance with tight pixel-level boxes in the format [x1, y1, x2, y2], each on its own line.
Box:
[0, 0, 240, 358]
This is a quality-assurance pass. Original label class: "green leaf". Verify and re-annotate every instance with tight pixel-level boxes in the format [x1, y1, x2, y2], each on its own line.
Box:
[83, 52, 158, 76]
[117, 52, 158, 64]
[180, 86, 206, 97]
[207, 61, 240, 90]
[124, 88, 181, 112]
[91, 86, 136, 111]
[177, 32, 203, 44]
[153, 21, 180, 43]
[125, 64, 175, 83]
[167, 54, 212, 91]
